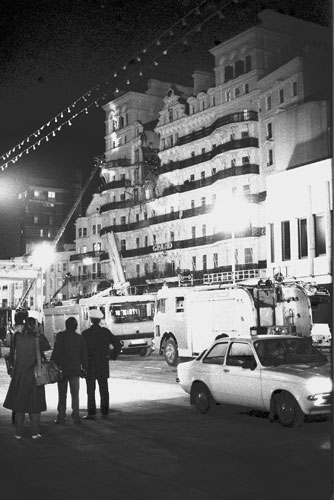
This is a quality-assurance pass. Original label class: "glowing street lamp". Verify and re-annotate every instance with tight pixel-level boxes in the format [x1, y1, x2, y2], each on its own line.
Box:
[30, 242, 56, 269]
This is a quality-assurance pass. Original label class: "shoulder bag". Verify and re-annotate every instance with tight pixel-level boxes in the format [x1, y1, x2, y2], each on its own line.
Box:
[34, 334, 63, 386]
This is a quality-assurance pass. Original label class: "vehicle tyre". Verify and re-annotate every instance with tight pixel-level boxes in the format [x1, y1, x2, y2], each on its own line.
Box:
[163, 338, 178, 366]
[275, 392, 304, 427]
[192, 383, 213, 414]
[139, 346, 152, 357]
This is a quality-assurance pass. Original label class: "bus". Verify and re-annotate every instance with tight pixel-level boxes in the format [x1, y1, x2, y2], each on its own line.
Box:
[44, 293, 156, 356]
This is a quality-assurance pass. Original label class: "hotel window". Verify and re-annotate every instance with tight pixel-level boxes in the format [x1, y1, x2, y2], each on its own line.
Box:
[34, 216, 39, 224]
[134, 168, 139, 181]
[234, 87, 240, 98]
[281, 221, 291, 261]
[243, 185, 250, 195]
[267, 149, 273, 166]
[190, 174, 195, 182]
[47, 230, 51, 238]
[202, 147, 206, 154]
[298, 218, 308, 258]
[242, 156, 249, 164]
[136, 238, 140, 248]
[145, 236, 148, 247]
[314, 214, 326, 256]
[40, 229, 44, 237]
[83, 228, 87, 236]
[279, 88, 284, 104]
[211, 167, 216, 175]
[202, 254, 207, 271]
[267, 122, 273, 140]
[191, 151, 195, 157]
[144, 212, 148, 220]
[120, 193, 126, 202]
[97, 224, 101, 233]
[191, 226, 196, 239]
[202, 225, 206, 237]
[92, 225, 96, 235]
[269, 223, 275, 263]
[191, 200, 195, 209]
[121, 216, 126, 225]
[245, 55, 251, 72]
[192, 256, 197, 271]
[231, 158, 236, 167]
[213, 253, 218, 268]
[225, 91, 231, 102]
[292, 81, 297, 97]
[78, 228, 82, 237]
[235, 59, 244, 77]
[241, 130, 249, 138]
[201, 197, 206, 207]
[34, 190, 40, 198]
[144, 263, 149, 275]
[121, 239, 126, 252]
[266, 95, 272, 110]
[170, 231, 174, 242]
[92, 263, 96, 277]
[224, 65, 234, 83]
[170, 206, 174, 213]
[62, 262, 67, 272]
[136, 264, 140, 278]
[244, 83, 249, 94]
[244, 248, 253, 264]
[201, 171, 205, 180]
[48, 191, 55, 199]
[136, 213, 140, 222]
[153, 234, 156, 244]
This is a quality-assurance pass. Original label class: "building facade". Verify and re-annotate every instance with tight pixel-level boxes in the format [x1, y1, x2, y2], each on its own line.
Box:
[64, 10, 332, 304]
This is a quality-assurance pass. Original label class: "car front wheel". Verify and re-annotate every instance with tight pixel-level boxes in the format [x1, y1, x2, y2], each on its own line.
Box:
[192, 383, 213, 414]
[275, 392, 304, 427]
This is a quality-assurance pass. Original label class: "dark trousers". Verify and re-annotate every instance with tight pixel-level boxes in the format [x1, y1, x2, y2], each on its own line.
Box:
[86, 378, 109, 416]
[57, 376, 80, 420]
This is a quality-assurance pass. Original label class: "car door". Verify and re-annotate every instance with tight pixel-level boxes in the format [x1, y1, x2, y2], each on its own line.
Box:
[220, 341, 264, 410]
[200, 341, 230, 403]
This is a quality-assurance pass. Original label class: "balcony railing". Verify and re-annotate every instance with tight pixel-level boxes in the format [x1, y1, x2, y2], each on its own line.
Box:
[176, 110, 258, 146]
[159, 137, 259, 174]
[70, 250, 103, 262]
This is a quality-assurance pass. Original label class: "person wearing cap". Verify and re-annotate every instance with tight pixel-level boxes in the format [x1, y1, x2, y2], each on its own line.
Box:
[82, 308, 122, 420]
[51, 316, 88, 425]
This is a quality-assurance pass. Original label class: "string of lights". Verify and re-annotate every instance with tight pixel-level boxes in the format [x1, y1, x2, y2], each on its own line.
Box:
[0, 0, 239, 173]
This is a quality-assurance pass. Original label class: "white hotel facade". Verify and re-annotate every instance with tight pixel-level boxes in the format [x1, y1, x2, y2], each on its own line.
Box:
[55, 10, 331, 326]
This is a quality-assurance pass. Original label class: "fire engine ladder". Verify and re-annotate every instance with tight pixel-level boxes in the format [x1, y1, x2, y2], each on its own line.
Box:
[16, 157, 104, 309]
[101, 231, 129, 295]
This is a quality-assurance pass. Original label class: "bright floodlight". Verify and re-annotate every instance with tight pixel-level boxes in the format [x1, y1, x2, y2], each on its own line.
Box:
[211, 197, 253, 232]
[31, 242, 55, 269]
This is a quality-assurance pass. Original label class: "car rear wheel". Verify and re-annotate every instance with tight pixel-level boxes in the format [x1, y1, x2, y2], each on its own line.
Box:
[193, 383, 213, 414]
[164, 338, 178, 366]
[275, 392, 304, 427]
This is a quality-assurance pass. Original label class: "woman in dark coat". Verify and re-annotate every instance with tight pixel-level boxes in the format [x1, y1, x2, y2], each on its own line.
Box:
[3, 316, 50, 439]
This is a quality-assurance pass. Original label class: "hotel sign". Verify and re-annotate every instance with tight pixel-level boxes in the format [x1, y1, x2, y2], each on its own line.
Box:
[153, 242, 173, 252]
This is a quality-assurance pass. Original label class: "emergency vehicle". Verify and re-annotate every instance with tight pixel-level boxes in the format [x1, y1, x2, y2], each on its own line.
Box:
[154, 277, 331, 366]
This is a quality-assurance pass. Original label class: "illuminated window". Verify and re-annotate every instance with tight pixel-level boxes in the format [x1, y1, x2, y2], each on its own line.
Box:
[40, 229, 43, 237]
[48, 191, 55, 199]
[33, 216, 39, 224]
[281, 221, 291, 261]
[298, 218, 308, 258]
[34, 190, 40, 198]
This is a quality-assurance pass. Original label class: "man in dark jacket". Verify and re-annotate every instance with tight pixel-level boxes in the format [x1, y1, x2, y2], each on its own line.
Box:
[82, 308, 121, 420]
[51, 316, 88, 425]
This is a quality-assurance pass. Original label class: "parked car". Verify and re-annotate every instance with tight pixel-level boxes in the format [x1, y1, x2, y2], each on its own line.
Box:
[177, 335, 332, 427]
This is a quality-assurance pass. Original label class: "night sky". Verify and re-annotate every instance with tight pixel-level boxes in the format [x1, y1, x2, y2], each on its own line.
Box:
[0, 0, 331, 258]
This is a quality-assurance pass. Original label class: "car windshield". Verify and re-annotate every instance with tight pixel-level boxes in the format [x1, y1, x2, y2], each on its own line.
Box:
[254, 338, 327, 367]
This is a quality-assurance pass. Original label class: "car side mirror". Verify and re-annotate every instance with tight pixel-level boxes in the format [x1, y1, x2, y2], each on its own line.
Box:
[242, 358, 257, 370]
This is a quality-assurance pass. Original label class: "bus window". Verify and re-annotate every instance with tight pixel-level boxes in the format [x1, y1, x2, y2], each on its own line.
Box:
[109, 302, 153, 323]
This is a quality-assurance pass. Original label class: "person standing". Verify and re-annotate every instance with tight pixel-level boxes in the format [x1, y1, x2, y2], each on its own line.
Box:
[51, 316, 88, 425]
[82, 309, 121, 420]
[3, 316, 50, 440]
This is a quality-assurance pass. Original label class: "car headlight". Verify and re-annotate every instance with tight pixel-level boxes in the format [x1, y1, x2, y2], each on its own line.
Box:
[306, 377, 332, 395]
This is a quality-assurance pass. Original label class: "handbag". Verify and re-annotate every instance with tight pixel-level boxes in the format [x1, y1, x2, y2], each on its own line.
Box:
[5, 353, 13, 376]
[34, 335, 63, 386]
